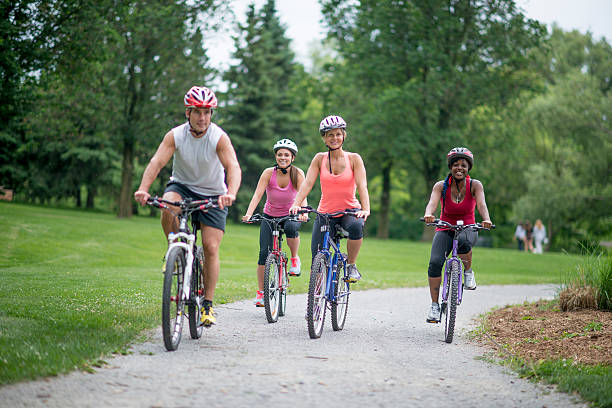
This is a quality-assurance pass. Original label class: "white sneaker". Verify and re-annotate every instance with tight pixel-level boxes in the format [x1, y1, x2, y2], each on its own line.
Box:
[289, 257, 301, 276]
[346, 264, 361, 283]
[426, 302, 441, 323]
[464, 270, 477, 290]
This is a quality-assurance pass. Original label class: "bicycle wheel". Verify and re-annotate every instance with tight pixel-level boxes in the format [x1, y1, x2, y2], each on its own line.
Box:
[331, 257, 350, 331]
[263, 253, 281, 323]
[307, 253, 327, 339]
[444, 260, 460, 343]
[162, 247, 186, 351]
[278, 255, 288, 317]
[188, 246, 205, 339]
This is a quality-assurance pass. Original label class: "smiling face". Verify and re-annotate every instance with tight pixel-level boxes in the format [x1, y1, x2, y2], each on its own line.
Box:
[450, 158, 469, 180]
[275, 148, 294, 168]
[186, 107, 212, 134]
[322, 128, 345, 149]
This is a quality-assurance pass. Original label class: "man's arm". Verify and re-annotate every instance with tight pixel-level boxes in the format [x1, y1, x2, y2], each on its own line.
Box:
[216, 133, 242, 209]
[134, 131, 176, 206]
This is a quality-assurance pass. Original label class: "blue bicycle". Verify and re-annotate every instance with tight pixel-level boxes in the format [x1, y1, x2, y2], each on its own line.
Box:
[421, 218, 494, 343]
[301, 207, 356, 339]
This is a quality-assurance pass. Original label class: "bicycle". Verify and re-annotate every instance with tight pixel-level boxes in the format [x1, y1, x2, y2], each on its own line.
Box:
[243, 213, 304, 323]
[300, 207, 356, 339]
[146, 196, 219, 351]
[421, 218, 494, 343]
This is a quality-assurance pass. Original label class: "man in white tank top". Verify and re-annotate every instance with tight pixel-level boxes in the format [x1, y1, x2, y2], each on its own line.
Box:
[134, 86, 242, 326]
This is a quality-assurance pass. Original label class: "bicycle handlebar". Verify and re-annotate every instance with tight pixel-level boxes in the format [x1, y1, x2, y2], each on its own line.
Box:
[419, 217, 495, 231]
[242, 213, 304, 224]
[146, 196, 219, 213]
[297, 206, 358, 218]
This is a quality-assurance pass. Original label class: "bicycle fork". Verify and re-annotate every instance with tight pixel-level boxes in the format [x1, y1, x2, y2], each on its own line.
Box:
[165, 231, 196, 302]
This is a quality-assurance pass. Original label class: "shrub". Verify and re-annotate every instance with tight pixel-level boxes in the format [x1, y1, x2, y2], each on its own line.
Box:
[560, 251, 612, 311]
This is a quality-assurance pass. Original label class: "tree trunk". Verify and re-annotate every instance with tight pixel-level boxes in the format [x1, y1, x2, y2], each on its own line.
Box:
[376, 163, 391, 239]
[118, 139, 134, 218]
[86, 185, 95, 209]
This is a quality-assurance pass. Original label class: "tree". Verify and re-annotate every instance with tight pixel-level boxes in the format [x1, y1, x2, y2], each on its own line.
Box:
[320, 0, 546, 238]
[221, 0, 302, 220]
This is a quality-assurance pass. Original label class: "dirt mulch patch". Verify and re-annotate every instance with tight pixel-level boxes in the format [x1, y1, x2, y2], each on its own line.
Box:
[483, 301, 612, 366]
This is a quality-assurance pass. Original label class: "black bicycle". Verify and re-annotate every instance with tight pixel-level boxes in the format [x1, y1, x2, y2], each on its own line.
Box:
[147, 196, 218, 351]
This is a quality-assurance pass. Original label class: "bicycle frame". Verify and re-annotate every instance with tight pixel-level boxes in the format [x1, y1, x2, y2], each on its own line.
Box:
[318, 222, 346, 303]
[441, 233, 464, 306]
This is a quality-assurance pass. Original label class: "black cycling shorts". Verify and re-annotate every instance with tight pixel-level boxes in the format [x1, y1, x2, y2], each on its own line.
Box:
[164, 181, 228, 232]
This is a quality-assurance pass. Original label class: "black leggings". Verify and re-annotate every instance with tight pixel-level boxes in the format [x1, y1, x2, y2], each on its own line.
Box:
[258, 214, 300, 265]
[310, 213, 364, 261]
[427, 229, 478, 278]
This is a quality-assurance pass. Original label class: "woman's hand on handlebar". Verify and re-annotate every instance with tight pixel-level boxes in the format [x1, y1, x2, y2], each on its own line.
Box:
[481, 219, 493, 229]
[355, 209, 370, 220]
[242, 214, 252, 223]
[289, 204, 301, 215]
[423, 214, 436, 224]
[298, 213, 309, 222]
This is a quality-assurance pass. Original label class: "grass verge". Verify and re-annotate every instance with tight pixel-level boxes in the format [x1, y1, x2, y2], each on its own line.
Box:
[0, 202, 582, 385]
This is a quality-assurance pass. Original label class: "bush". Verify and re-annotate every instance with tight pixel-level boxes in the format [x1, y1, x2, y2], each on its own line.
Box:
[560, 251, 612, 311]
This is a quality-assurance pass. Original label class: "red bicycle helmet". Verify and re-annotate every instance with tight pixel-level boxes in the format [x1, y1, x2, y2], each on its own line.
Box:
[447, 147, 474, 170]
[184, 86, 217, 109]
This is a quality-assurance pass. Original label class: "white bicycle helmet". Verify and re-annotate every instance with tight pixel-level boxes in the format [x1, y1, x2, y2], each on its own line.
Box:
[184, 86, 217, 109]
[273, 139, 298, 156]
[319, 115, 347, 135]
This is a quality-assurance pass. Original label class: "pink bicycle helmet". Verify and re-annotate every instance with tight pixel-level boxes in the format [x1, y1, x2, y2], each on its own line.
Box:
[184, 86, 217, 109]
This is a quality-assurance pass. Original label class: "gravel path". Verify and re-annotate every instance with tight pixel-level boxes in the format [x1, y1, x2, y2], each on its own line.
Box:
[0, 285, 587, 408]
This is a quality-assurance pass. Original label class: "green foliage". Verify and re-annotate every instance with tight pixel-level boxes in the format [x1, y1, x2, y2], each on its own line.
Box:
[563, 251, 612, 311]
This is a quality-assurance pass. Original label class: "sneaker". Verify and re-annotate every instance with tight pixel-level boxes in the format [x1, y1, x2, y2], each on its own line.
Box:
[346, 264, 361, 283]
[254, 290, 264, 307]
[200, 303, 216, 327]
[464, 269, 477, 290]
[426, 302, 441, 323]
[289, 257, 301, 276]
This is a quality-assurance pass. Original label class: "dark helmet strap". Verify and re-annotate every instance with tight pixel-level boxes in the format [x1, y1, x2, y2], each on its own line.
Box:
[274, 164, 291, 175]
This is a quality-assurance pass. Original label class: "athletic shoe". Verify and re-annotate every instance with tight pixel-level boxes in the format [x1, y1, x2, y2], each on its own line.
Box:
[200, 304, 216, 327]
[254, 290, 264, 307]
[426, 302, 441, 323]
[346, 264, 361, 283]
[464, 270, 477, 290]
[289, 257, 301, 276]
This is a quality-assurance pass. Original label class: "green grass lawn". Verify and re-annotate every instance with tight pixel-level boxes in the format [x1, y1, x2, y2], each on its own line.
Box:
[0, 202, 582, 385]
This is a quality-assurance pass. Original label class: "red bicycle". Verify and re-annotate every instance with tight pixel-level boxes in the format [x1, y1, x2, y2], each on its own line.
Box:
[244, 214, 304, 323]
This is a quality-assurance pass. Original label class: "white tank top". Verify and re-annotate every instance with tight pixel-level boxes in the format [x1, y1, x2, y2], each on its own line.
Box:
[169, 122, 228, 196]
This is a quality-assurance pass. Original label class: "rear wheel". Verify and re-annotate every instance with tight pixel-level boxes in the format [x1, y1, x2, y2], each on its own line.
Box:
[331, 258, 349, 331]
[444, 260, 459, 344]
[264, 253, 281, 323]
[162, 247, 186, 351]
[188, 246, 205, 339]
[307, 253, 327, 339]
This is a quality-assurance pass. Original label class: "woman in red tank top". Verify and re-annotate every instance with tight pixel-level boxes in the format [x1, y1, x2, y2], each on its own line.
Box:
[422, 147, 493, 323]
[289, 115, 370, 283]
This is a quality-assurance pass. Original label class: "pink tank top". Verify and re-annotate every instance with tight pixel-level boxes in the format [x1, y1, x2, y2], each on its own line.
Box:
[318, 152, 360, 214]
[438, 176, 476, 230]
[264, 169, 297, 217]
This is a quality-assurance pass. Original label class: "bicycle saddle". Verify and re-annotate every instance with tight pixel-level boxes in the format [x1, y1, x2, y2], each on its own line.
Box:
[334, 224, 349, 238]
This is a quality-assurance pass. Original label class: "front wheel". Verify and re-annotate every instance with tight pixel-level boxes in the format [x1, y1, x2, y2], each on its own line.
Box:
[307, 253, 327, 339]
[188, 246, 205, 339]
[162, 247, 186, 351]
[263, 253, 281, 323]
[444, 260, 460, 344]
[331, 258, 350, 331]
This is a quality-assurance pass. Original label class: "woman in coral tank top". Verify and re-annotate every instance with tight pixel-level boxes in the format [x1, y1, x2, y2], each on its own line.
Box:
[242, 139, 308, 307]
[290, 115, 370, 283]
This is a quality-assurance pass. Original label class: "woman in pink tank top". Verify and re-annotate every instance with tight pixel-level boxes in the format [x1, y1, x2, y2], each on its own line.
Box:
[243, 139, 308, 307]
[289, 115, 370, 283]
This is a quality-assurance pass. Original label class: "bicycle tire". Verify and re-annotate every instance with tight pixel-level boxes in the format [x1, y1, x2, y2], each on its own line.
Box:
[278, 255, 288, 317]
[307, 253, 327, 339]
[162, 247, 186, 351]
[263, 253, 281, 323]
[444, 260, 460, 343]
[188, 246, 205, 339]
[331, 257, 349, 331]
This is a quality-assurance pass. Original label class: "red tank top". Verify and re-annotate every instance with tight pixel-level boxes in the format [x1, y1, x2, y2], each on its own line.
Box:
[318, 152, 360, 214]
[438, 176, 476, 231]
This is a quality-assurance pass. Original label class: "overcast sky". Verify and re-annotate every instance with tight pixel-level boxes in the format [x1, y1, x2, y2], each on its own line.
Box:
[206, 0, 612, 76]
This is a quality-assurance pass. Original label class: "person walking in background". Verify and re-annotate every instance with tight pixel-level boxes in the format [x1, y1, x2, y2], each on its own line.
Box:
[289, 115, 370, 283]
[134, 86, 241, 327]
[423, 147, 492, 323]
[523, 220, 534, 253]
[242, 139, 308, 307]
[513, 222, 525, 251]
[532, 219, 547, 254]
